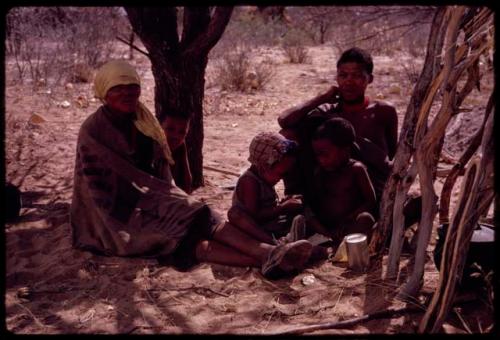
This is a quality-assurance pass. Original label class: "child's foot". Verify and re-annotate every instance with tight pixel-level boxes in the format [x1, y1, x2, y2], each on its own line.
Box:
[284, 214, 307, 243]
[307, 245, 330, 264]
[261, 240, 313, 279]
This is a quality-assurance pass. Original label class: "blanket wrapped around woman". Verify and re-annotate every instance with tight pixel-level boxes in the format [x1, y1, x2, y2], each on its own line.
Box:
[70, 60, 209, 259]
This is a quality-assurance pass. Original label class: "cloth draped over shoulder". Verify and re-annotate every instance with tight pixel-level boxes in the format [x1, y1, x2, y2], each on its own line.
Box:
[70, 107, 206, 257]
[93, 59, 174, 165]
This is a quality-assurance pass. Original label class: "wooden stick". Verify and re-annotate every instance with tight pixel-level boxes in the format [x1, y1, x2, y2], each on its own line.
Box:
[273, 293, 476, 335]
[116, 35, 150, 58]
[273, 305, 424, 335]
[203, 165, 240, 177]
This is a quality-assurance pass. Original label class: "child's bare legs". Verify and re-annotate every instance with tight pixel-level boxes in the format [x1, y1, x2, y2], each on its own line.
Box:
[227, 206, 274, 244]
[197, 221, 313, 278]
[210, 221, 275, 263]
[195, 240, 260, 267]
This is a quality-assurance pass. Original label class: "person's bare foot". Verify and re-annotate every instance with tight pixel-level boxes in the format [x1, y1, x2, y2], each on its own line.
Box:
[261, 240, 312, 279]
[307, 245, 330, 264]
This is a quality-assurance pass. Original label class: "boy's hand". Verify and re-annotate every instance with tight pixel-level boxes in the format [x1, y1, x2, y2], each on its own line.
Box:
[323, 85, 339, 103]
[279, 198, 303, 214]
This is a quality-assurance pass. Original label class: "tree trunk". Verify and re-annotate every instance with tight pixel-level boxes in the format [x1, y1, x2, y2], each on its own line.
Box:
[125, 7, 233, 189]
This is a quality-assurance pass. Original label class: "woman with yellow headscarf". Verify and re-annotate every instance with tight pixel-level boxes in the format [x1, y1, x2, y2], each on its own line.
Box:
[70, 60, 313, 278]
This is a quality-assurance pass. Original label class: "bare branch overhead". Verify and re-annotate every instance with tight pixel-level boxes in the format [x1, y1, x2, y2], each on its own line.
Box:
[182, 6, 233, 59]
[125, 7, 179, 56]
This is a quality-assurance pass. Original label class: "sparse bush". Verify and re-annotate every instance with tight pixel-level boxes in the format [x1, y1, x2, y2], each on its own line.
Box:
[214, 47, 275, 93]
[5, 7, 127, 88]
[402, 61, 421, 87]
[283, 45, 309, 64]
[282, 29, 311, 64]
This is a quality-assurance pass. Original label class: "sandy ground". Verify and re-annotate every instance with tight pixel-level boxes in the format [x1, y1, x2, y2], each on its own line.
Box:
[4, 45, 494, 334]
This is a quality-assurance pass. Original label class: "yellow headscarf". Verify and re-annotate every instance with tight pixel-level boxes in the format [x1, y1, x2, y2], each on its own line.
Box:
[94, 60, 174, 165]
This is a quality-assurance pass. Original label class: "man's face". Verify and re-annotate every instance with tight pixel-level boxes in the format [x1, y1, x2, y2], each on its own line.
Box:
[336, 62, 372, 103]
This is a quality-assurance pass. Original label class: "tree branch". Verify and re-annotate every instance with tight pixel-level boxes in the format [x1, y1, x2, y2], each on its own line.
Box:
[125, 7, 179, 56]
[181, 7, 211, 49]
[182, 6, 233, 59]
[116, 35, 150, 58]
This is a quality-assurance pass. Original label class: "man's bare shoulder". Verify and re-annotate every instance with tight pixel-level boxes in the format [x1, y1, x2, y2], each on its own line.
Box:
[370, 100, 397, 113]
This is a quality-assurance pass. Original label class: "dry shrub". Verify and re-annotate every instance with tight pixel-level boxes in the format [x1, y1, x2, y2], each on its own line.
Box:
[214, 48, 275, 93]
[283, 45, 309, 64]
[282, 29, 311, 64]
[5, 7, 127, 88]
[402, 61, 421, 87]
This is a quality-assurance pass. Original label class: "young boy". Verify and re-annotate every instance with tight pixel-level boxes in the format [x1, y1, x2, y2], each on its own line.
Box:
[228, 132, 307, 245]
[278, 47, 397, 203]
[160, 109, 193, 194]
[307, 117, 377, 245]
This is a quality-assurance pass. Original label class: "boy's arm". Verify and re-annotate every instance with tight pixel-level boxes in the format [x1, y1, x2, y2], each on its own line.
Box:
[345, 163, 377, 221]
[278, 85, 339, 128]
[178, 143, 193, 194]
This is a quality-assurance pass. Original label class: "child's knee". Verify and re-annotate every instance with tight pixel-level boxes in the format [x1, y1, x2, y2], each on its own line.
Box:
[355, 212, 376, 235]
[227, 205, 245, 223]
[356, 212, 375, 225]
[195, 239, 211, 261]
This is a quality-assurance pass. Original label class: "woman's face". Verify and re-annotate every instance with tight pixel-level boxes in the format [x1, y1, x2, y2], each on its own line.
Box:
[105, 84, 141, 114]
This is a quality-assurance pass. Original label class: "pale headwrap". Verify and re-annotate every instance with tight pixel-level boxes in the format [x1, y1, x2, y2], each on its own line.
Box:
[248, 132, 297, 171]
[94, 60, 174, 165]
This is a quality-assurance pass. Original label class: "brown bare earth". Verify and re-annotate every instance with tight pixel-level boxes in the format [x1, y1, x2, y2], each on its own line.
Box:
[4, 45, 494, 334]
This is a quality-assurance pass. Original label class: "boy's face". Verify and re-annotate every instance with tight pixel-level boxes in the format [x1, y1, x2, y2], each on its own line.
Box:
[262, 155, 295, 186]
[162, 116, 189, 151]
[336, 62, 373, 104]
[312, 138, 349, 171]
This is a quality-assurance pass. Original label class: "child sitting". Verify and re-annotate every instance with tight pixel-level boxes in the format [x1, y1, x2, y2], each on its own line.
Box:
[160, 109, 193, 194]
[307, 117, 377, 246]
[228, 132, 307, 245]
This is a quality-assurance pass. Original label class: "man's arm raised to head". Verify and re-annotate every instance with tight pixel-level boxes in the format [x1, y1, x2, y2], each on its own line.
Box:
[277, 85, 339, 128]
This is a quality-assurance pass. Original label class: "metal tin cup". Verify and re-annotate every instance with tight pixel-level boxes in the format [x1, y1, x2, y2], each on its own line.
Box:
[345, 233, 370, 272]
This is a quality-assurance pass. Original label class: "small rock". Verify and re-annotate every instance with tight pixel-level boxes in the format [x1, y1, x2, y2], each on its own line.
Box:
[376, 92, 385, 100]
[75, 95, 89, 108]
[65, 83, 74, 90]
[29, 113, 46, 124]
[57, 100, 71, 108]
[17, 286, 33, 300]
[301, 274, 316, 286]
[388, 84, 401, 95]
